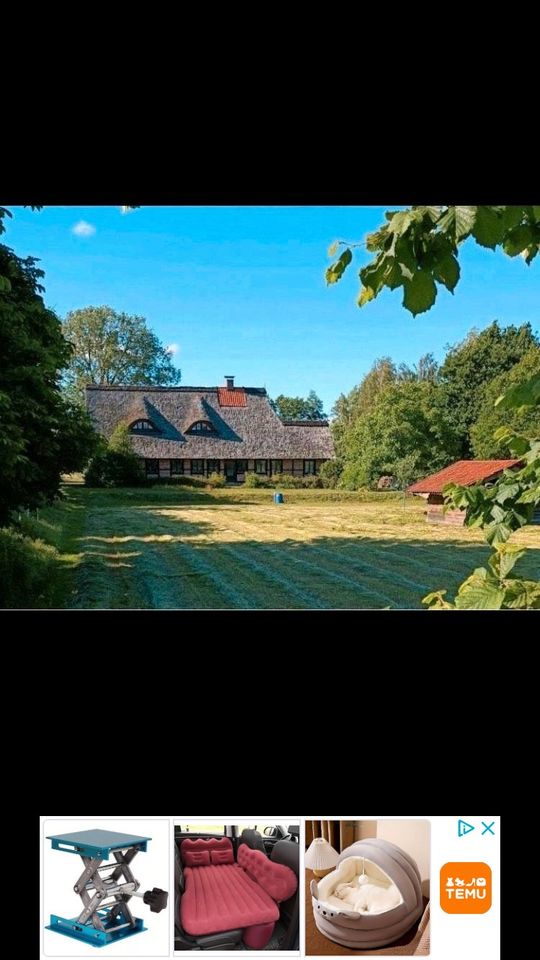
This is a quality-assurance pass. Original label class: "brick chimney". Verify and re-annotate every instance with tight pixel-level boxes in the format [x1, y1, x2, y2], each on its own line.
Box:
[225, 375, 235, 390]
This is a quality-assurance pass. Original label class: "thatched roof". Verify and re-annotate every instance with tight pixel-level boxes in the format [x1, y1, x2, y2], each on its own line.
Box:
[86, 385, 335, 459]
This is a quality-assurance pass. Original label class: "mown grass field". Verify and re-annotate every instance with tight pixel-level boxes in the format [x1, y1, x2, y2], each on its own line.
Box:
[24, 485, 539, 609]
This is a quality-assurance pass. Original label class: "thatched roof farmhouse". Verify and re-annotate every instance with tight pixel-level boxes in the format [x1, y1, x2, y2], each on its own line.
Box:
[87, 377, 334, 482]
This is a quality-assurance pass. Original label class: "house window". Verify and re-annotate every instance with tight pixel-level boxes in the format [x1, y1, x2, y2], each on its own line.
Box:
[131, 420, 156, 432]
[171, 460, 183, 475]
[188, 421, 215, 434]
[145, 459, 159, 476]
[304, 459, 316, 475]
[206, 459, 220, 474]
[255, 459, 268, 474]
[271, 459, 283, 475]
[236, 460, 247, 473]
[191, 459, 204, 475]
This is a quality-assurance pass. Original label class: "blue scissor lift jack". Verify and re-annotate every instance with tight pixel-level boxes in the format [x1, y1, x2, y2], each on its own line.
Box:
[46, 829, 168, 947]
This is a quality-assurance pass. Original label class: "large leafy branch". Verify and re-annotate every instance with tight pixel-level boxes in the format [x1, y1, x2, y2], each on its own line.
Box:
[326, 206, 540, 316]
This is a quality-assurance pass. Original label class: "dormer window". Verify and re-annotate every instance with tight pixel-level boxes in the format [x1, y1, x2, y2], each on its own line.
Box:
[187, 420, 215, 434]
[130, 419, 156, 433]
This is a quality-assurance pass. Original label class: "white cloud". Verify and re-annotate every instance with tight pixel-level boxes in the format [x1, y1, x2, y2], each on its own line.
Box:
[166, 343, 180, 355]
[72, 220, 96, 237]
[119, 206, 135, 215]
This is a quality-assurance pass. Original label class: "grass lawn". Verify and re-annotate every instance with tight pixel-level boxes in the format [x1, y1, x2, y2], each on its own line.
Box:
[28, 485, 539, 609]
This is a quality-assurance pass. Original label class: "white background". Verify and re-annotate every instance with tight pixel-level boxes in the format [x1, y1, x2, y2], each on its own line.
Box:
[42, 818, 170, 958]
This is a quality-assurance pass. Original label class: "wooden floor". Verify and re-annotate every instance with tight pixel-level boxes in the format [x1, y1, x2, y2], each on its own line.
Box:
[305, 870, 430, 956]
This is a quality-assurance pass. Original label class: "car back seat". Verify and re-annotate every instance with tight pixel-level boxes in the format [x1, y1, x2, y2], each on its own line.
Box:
[179, 837, 297, 949]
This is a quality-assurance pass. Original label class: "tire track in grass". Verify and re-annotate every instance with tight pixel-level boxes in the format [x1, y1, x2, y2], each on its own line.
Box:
[222, 514, 406, 607]
[218, 543, 329, 609]
[256, 541, 403, 608]
[166, 541, 254, 608]
[308, 544, 432, 595]
[348, 539, 486, 581]
[219, 514, 399, 607]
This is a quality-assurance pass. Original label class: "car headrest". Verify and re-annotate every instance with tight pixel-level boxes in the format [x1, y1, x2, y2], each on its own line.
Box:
[271, 839, 299, 876]
[287, 825, 300, 837]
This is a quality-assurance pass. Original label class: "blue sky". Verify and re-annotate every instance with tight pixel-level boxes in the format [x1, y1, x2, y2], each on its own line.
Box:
[5, 206, 539, 415]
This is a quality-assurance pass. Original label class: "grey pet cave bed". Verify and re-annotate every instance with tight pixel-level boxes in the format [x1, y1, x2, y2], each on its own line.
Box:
[310, 839, 423, 949]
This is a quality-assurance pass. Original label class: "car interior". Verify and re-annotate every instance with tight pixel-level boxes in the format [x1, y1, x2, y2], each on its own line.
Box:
[174, 824, 300, 951]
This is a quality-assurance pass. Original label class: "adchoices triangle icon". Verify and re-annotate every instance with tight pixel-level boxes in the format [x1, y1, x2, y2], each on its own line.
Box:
[458, 819, 475, 837]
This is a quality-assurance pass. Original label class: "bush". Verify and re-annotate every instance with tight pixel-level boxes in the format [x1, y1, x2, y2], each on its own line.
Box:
[85, 450, 146, 487]
[207, 471, 226, 488]
[319, 460, 342, 488]
[0, 527, 58, 608]
[271, 473, 299, 488]
[152, 475, 208, 487]
[244, 473, 265, 487]
[301, 475, 323, 488]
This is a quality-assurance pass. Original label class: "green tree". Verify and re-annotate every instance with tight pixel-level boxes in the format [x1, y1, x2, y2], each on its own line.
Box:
[397, 353, 439, 382]
[471, 347, 540, 457]
[272, 390, 326, 420]
[85, 423, 145, 488]
[0, 243, 98, 525]
[340, 380, 460, 489]
[331, 357, 397, 461]
[438, 321, 538, 456]
[62, 306, 181, 402]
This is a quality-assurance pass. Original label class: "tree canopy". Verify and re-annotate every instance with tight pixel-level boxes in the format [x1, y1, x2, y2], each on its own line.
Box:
[471, 346, 540, 458]
[339, 380, 460, 490]
[62, 306, 181, 401]
[0, 243, 98, 524]
[438, 321, 539, 456]
[272, 390, 326, 420]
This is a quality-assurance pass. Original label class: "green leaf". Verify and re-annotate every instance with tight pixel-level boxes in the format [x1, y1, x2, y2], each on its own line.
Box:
[422, 590, 453, 609]
[495, 373, 540, 410]
[484, 521, 513, 545]
[325, 248, 353, 285]
[384, 257, 404, 290]
[433, 254, 460, 292]
[366, 227, 389, 252]
[523, 244, 539, 265]
[502, 206, 524, 230]
[503, 224, 534, 257]
[533, 206, 540, 222]
[0, 275, 12, 292]
[494, 483, 520, 504]
[327, 240, 339, 258]
[402, 270, 437, 316]
[503, 579, 540, 609]
[387, 211, 413, 236]
[454, 573, 505, 609]
[454, 206, 477, 239]
[517, 484, 540, 504]
[497, 544, 526, 579]
[358, 286, 375, 307]
[472, 206, 505, 248]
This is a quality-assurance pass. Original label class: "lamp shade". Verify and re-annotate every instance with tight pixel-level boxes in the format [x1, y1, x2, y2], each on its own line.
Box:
[305, 837, 339, 871]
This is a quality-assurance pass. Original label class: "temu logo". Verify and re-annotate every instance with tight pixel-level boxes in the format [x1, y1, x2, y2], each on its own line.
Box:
[440, 862, 492, 913]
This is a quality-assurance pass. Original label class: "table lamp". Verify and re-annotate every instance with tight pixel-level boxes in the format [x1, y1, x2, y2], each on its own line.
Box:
[305, 837, 339, 877]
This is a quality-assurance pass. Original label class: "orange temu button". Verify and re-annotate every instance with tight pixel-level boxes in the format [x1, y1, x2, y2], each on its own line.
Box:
[440, 862, 492, 913]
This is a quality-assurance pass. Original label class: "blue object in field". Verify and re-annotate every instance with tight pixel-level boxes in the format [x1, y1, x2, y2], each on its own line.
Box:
[274, 492, 284, 504]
